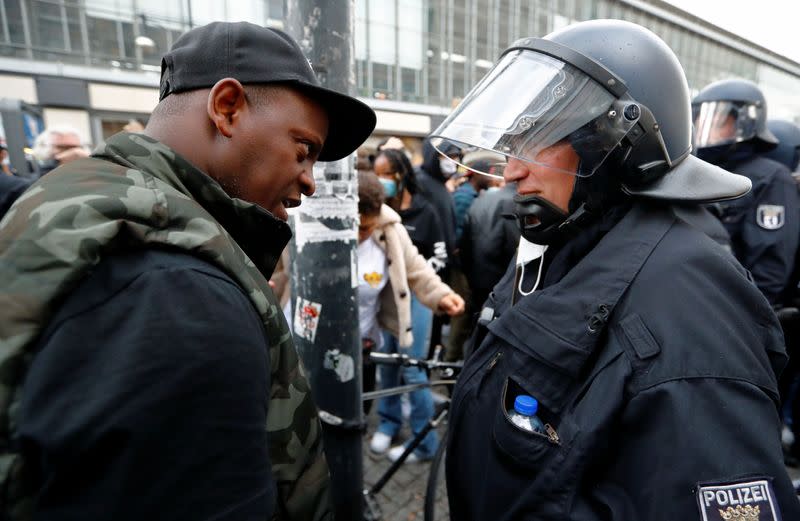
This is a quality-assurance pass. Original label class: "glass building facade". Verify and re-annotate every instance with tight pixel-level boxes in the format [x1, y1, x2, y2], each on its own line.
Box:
[2, 0, 800, 128]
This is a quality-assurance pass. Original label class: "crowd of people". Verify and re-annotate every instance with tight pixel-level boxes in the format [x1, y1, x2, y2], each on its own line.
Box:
[2, 16, 800, 521]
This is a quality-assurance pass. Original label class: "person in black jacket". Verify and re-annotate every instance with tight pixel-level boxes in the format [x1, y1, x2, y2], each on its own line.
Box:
[2, 22, 376, 519]
[430, 19, 800, 520]
[0, 173, 32, 220]
[372, 148, 451, 462]
[459, 181, 519, 330]
[693, 80, 800, 305]
[416, 138, 459, 256]
[415, 139, 461, 354]
[760, 118, 800, 464]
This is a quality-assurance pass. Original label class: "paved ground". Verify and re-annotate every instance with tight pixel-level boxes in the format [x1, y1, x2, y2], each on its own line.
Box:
[362, 388, 449, 521]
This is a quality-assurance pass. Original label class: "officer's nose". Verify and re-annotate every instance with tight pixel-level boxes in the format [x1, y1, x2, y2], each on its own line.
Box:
[504, 157, 530, 184]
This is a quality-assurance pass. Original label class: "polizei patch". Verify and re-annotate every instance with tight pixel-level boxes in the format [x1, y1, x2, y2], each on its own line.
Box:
[696, 478, 781, 520]
[756, 205, 785, 230]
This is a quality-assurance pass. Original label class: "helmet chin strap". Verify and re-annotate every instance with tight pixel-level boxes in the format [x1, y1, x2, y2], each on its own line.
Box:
[508, 194, 596, 245]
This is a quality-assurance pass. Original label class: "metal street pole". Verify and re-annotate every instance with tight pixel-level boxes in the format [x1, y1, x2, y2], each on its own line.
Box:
[285, 2, 364, 520]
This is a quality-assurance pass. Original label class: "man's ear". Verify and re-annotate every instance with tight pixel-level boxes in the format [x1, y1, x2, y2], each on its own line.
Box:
[207, 78, 247, 139]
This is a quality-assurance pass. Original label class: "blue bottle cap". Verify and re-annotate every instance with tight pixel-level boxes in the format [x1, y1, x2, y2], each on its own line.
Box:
[513, 395, 538, 416]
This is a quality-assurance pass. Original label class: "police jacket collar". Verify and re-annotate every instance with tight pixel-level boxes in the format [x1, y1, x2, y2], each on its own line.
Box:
[488, 202, 674, 381]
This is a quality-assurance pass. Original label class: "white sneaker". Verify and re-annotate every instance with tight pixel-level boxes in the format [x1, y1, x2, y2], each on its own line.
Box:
[387, 445, 421, 463]
[370, 432, 392, 454]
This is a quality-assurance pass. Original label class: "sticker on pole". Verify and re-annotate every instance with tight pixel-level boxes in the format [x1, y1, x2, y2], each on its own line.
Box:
[294, 298, 322, 343]
[323, 349, 355, 383]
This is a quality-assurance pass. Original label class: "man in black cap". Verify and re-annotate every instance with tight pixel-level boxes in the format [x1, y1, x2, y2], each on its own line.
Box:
[0, 22, 375, 520]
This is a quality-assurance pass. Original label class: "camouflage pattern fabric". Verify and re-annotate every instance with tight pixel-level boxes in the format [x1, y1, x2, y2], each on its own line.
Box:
[0, 132, 331, 520]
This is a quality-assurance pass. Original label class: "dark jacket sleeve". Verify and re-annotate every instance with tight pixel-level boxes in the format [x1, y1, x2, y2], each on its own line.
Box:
[0, 174, 33, 220]
[601, 377, 800, 520]
[459, 211, 474, 276]
[416, 201, 450, 274]
[740, 167, 800, 304]
[19, 255, 275, 520]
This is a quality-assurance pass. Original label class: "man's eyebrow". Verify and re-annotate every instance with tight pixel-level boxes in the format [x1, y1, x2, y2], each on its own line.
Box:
[291, 127, 324, 150]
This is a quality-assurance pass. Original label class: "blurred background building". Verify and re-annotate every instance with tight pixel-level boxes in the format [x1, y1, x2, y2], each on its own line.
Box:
[2, 0, 800, 160]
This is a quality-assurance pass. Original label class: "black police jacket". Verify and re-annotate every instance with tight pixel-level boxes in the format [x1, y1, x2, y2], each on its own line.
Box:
[447, 202, 800, 521]
[0, 173, 32, 220]
[460, 184, 520, 300]
[717, 155, 799, 305]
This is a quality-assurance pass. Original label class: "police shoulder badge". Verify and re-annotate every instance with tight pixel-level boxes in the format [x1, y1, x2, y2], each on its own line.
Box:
[756, 205, 785, 230]
[696, 478, 781, 520]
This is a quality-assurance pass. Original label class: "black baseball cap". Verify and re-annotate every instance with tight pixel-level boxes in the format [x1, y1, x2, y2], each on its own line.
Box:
[159, 21, 376, 161]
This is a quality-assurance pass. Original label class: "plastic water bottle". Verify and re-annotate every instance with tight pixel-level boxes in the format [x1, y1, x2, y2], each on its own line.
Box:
[509, 395, 546, 434]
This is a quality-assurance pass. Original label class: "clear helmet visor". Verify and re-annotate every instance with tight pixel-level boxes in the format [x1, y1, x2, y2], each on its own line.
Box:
[430, 49, 640, 178]
[692, 100, 759, 149]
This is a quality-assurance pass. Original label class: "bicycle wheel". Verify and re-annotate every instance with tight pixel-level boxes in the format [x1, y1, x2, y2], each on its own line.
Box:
[424, 439, 448, 521]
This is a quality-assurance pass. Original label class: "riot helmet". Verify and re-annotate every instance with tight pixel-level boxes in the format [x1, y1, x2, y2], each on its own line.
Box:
[763, 119, 800, 172]
[692, 79, 778, 152]
[429, 19, 750, 244]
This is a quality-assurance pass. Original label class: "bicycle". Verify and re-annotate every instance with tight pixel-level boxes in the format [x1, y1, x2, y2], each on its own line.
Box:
[361, 349, 461, 521]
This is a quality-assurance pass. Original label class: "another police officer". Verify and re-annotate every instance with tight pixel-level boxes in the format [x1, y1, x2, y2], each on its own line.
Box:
[693, 80, 800, 305]
[761, 118, 800, 464]
[764, 119, 800, 177]
[431, 20, 800, 519]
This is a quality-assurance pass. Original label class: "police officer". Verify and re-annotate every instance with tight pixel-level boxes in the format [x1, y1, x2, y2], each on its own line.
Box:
[761, 118, 800, 463]
[693, 80, 800, 305]
[430, 19, 800, 519]
[764, 119, 800, 176]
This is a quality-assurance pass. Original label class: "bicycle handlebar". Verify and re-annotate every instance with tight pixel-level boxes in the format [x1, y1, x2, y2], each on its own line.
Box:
[369, 351, 464, 370]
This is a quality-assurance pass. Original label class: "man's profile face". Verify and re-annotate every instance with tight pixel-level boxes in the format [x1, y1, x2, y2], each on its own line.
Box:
[502, 140, 579, 212]
[708, 113, 737, 144]
[218, 86, 328, 221]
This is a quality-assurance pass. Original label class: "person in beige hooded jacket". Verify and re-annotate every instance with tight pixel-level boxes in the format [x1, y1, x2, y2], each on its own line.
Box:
[357, 170, 463, 463]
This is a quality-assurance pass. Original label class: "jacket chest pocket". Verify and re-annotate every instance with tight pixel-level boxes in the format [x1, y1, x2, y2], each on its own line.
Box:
[488, 347, 579, 472]
[447, 341, 582, 519]
[493, 376, 564, 467]
[453, 336, 581, 473]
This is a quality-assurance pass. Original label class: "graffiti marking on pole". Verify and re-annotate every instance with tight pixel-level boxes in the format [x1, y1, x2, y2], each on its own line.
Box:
[323, 349, 355, 383]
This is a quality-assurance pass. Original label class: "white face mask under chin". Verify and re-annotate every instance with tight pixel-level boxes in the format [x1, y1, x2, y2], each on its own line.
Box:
[516, 237, 548, 296]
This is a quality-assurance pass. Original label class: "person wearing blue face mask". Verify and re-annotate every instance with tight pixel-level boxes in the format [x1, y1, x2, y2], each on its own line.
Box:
[371, 148, 454, 463]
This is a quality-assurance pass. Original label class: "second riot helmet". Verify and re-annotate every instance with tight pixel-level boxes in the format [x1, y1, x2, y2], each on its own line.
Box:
[692, 79, 778, 152]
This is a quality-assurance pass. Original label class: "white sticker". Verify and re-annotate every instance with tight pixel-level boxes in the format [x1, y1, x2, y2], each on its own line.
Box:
[293, 297, 322, 343]
[351, 247, 359, 289]
[323, 349, 355, 383]
[292, 218, 356, 254]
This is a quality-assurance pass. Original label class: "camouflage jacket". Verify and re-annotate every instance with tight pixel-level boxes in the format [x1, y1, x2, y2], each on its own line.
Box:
[0, 132, 332, 520]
